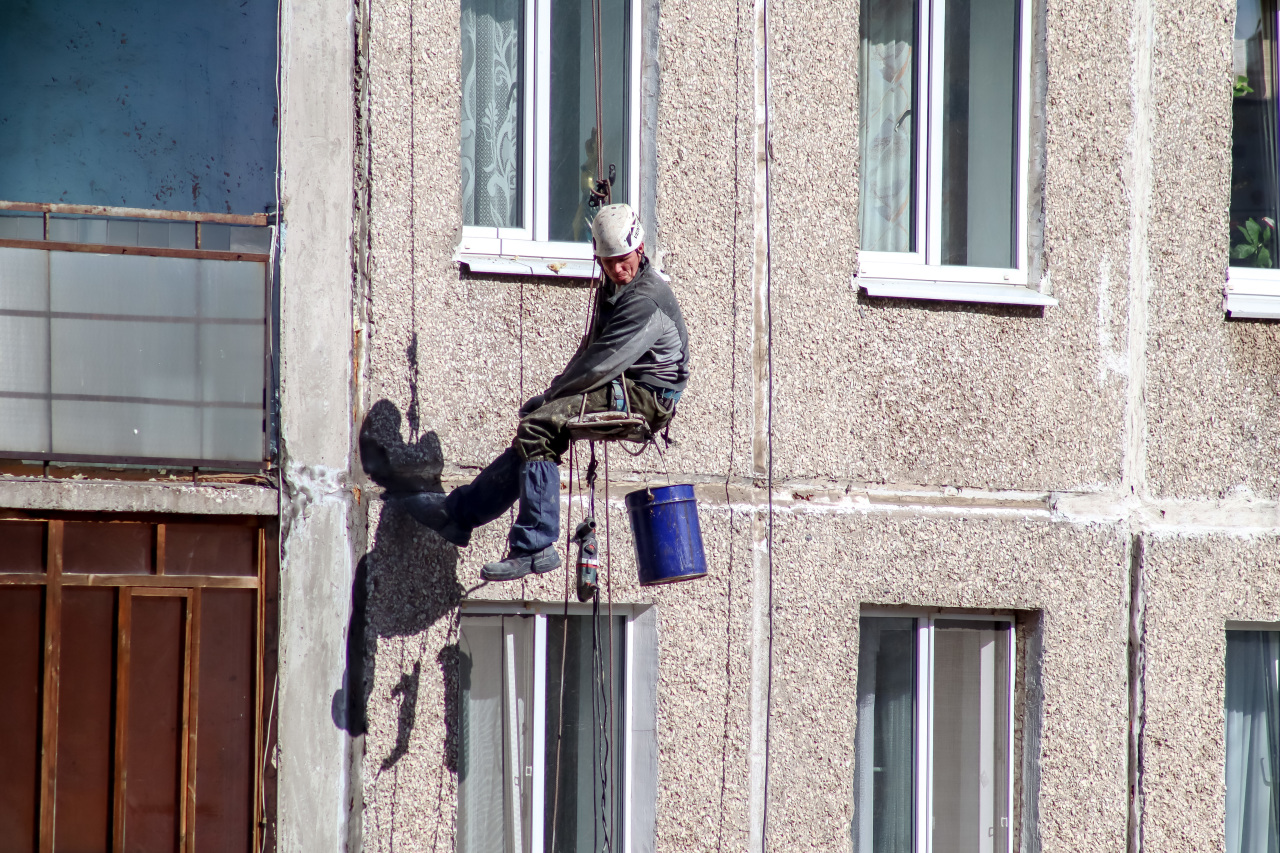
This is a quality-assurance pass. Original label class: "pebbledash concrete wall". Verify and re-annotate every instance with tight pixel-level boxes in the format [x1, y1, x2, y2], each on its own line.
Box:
[345, 0, 1280, 849]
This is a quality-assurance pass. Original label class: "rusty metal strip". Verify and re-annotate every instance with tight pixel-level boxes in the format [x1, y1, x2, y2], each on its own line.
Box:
[58, 575, 259, 590]
[155, 525, 166, 576]
[112, 590, 133, 853]
[252, 526, 266, 853]
[180, 589, 202, 853]
[0, 200, 267, 226]
[38, 520, 64, 853]
[0, 237, 269, 263]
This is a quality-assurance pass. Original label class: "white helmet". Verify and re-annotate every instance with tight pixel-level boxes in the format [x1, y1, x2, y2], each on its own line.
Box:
[591, 203, 644, 258]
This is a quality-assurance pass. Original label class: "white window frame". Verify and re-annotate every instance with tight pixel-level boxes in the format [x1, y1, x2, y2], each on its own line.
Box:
[1225, 1, 1280, 319]
[856, 0, 1056, 307]
[455, 0, 643, 279]
[458, 601, 643, 853]
[859, 609, 1017, 853]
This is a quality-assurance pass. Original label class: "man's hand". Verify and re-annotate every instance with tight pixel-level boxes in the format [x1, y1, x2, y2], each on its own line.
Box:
[518, 393, 546, 418]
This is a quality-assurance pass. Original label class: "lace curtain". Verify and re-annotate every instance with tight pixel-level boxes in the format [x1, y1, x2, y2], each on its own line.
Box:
[461, 0, 522, 228]
[1226, 631, 1280, 853]
[859, 0, 915, 253]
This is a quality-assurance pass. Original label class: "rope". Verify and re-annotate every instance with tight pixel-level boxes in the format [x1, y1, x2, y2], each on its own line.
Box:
[550, 440, 576, 853]
[604, 440, 617, 843]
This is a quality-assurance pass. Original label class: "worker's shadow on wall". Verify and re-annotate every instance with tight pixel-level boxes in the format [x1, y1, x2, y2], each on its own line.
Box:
[333, 399, 464, 776]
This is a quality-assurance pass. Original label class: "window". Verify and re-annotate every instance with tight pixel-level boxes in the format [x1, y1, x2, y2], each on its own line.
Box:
[0, 514, 277, 852]
[1225, 628, 1280, 853]
[856, 0, 1054, 306]
[0, 3, 278, 466]
[455, 0, 641, 277]
[1226, 0, 1280, 318]
[458, 605, 655, 853]
[854, 613, 1014, 853]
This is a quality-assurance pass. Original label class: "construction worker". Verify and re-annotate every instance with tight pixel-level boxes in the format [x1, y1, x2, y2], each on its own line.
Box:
[362, 203, 690, 582]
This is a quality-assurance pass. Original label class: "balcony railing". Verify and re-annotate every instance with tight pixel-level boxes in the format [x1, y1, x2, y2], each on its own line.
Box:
[0, 201, 273, 470]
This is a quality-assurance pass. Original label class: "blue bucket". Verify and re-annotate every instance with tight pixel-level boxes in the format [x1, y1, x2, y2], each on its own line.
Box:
[625, 484, 707, 586]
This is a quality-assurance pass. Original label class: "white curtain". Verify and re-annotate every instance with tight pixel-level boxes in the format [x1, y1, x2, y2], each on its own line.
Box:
[855, 617, 915, 853]
[859, 0, 915, 253]
[1227, 631, 1280, 853]
[461, 0, 522, 228]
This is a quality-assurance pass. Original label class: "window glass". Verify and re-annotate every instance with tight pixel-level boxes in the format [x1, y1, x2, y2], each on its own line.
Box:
[931, 619, 1011, 853]
[461, 0, 525, 229]
[458, 612, 626, 853]
[1231, 0, 1280, 270]
[1225, 630, 1280, 853]
[547, 0, 632, 243]
[859, 0, 918, 253]
[855, 615, 1013, 853]
[855, 617, 916, 853]
[939, 0, 1019, 268]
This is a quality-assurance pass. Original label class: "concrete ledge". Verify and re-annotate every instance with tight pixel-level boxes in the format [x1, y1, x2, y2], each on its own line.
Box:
[0, 478, 278, 515]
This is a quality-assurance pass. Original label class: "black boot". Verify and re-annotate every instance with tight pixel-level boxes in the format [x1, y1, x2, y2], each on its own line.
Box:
[480, 545, 561, 581]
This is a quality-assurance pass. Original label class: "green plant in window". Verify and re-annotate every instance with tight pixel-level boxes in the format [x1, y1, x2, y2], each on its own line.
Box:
[1233, 217, 1275, 268]
[1234, 74, 1254, 97]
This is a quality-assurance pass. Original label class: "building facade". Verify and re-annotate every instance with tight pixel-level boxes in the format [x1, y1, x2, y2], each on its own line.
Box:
[3, 0, 1280, 850]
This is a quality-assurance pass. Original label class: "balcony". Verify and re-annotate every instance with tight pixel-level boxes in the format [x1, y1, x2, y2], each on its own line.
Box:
[0, 202, 273, 469]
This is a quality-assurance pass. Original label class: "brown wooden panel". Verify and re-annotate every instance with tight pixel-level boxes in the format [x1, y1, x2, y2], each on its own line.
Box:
[193, 591, 255, 853]
[54, 588, 116, 853]
[125, 596, 185, 853]
[0, 522, 44, 573]
[165, 525, 256, 577]
[0, 587, 43, 851]
[63, 523, 152, 575]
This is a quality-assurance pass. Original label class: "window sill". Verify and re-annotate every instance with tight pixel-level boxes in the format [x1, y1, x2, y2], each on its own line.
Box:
[858, 276, 1058, 307]
[1224, 271, 1280, 319]
[456, 251, 597, 278]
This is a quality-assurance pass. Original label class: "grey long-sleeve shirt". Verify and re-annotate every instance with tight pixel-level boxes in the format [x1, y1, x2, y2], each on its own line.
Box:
[543, 258, 690, 401]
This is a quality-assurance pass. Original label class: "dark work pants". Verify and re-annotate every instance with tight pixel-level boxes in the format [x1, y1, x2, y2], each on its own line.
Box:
[444, 380, 674, 554]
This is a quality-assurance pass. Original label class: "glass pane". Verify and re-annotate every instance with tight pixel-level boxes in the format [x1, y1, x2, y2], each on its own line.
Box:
[461, 0, 525, 229]
[1231, 0, 1280, 269]
[126, 595, 186, 853]
[0, 587, 43, 851]
[931, 619, 1011, 853]
[55, 588, 116, 853]
[1225, 630, 1280, 853]
[940, 0, 1019, 267]
[52, 400, 202, 461]
[459, 615, 535, 853]
[854, 617, 916, 853]
[167, 523, 257, 577]
[860, 0, 918, 253]
[64, 521, 153, 574]
[544, 615, 625, 853]
[194, 591, 257, 853]
[0, 521, 45, 572]
[547, 0, 631, 242]
[0, 246, 51, 310]
[0, 397, 50, 455]
[0, 212, 43, 241]
[0, 314, 51, 393]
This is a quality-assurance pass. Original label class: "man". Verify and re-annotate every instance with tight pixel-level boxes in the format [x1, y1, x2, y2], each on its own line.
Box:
[364, 203, 690, 582]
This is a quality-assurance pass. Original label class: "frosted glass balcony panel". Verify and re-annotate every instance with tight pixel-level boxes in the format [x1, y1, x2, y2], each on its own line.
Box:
[0, 213, 43, 241]
[0, 398, 50, 455]
[0, 316, 50, 394]
[228, 226, 271, 254]
[200, 326, 265, 404]
[47, 217, 108, 245]
[200, 262, 267, 320]
[201, 224, 231, 251]
[0, 248, 50, 311]
[202, 409, 265, 462]
[51, 319, 198, 402]
[52, 401, 200, 460]
[51, 253, 198, 318]
[105, 219, 139, 246]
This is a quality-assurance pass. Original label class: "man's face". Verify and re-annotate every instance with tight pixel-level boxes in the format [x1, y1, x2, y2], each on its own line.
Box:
[599, 245, 643, 285]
